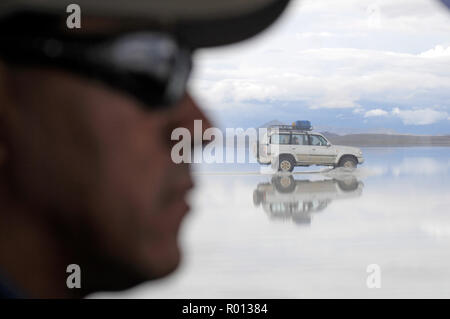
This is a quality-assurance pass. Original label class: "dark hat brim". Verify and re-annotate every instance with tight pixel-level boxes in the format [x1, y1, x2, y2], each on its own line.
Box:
[175, 0, 291, 48]
[0, 0, 291, 48]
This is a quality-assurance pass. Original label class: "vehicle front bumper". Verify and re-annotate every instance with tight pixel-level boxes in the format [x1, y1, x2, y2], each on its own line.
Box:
[357, 156, 365, 164]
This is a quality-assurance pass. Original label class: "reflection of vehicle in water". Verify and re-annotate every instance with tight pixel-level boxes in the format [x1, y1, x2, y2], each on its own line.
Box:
[253, 174, 364, 225]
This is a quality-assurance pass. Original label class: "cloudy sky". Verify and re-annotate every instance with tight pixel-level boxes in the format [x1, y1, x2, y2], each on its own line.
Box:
[190, 0, 450, 135]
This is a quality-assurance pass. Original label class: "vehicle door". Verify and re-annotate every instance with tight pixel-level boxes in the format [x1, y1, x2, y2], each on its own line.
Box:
[290, 133, 311, 164]
[308, 134, 337, 164]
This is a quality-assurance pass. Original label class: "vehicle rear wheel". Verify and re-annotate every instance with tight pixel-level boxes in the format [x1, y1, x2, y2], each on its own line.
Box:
[278, 155, 294, 172]
[338, 156, 357, 169]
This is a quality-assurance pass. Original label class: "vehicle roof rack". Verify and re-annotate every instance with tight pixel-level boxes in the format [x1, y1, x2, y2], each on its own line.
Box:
[268, 124, 314, 132]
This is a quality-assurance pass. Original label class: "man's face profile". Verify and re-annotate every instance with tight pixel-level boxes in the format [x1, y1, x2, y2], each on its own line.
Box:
[0, 0, 291, 298]
[0, 58, 211, 297]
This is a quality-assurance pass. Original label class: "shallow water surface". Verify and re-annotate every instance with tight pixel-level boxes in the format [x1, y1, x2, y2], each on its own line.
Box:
[103, 147, 450, 298]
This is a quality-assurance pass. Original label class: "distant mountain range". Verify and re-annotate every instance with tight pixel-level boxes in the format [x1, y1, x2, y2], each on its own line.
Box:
[258, 120, 285, 128]
[321, 132, 450, 147]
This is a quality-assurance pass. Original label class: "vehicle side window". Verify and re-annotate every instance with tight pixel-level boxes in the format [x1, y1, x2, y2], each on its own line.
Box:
[291, 134, 308, 145]
[309, 135, 328, 146]
[271, 134, 290, 145]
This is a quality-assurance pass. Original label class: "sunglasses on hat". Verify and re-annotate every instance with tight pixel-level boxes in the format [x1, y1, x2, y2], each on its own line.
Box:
[0, 31, 193, 109]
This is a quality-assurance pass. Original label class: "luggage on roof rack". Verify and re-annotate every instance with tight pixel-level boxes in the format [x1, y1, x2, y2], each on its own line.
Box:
[292, 120, 312, 131]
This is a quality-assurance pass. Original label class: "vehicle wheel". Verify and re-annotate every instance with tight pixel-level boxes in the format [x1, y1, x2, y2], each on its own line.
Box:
[272, 175, 295, 193]
[278, 155, 294, 172]
[338, 156, 357, 169]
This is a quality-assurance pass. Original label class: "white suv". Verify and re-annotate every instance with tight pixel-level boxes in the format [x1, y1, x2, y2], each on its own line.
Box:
[254, 126, 364, 172]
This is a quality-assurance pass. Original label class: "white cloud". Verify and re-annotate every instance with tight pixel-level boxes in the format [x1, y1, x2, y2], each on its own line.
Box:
[419, 45, 450, 58]
[295, 32, 334, 39]
[191, 0, 450, 127]
[392, 107, 449, 125]
[361, 106, 450, 125]
[193, 47, 450, 111]
[296, 0, 450, 34]
[364, 109, 389, 117]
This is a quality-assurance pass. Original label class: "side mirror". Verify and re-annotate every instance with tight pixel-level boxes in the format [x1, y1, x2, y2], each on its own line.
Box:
[326, 143, 331, 147]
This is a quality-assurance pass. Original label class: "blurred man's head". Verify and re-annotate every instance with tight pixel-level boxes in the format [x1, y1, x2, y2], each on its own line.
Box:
[0, 0, 290, 298]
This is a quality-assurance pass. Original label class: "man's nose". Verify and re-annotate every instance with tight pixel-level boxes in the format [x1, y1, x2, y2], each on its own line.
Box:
[166, 93, 214, 147]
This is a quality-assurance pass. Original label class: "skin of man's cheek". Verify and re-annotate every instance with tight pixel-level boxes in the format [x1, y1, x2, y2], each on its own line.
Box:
[70, 104, 174, 262]
[5, 68, 192, 277]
